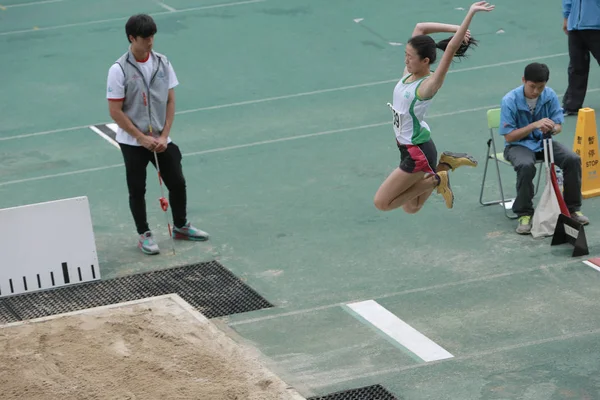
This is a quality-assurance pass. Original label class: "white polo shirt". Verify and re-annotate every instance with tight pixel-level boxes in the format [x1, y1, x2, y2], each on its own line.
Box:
[106, 52, 179, 146]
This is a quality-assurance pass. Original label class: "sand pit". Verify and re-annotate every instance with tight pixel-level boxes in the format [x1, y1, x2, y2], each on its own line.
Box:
[0, 294, 305, 400]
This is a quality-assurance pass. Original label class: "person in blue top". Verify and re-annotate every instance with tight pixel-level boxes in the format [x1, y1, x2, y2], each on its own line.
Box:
[500, 62, 589, 234]
[562, 0, 600, 115]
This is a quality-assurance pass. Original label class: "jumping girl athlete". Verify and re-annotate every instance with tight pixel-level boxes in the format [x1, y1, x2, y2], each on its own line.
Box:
[374, 1, 495, 213]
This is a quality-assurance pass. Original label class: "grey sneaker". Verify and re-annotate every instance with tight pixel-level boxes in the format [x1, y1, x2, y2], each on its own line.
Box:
[138, 231, 160, 255]
[173, 222, 209, 241]
[571, 211, 590, 225]
[516, 215, 532, 234]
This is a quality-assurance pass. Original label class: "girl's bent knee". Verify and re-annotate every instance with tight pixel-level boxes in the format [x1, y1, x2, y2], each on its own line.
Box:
[402, 203, 421, 214]
[374, 196, 391, 211]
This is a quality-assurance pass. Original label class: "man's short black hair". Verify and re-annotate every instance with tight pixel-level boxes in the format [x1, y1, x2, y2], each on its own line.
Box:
[524, 62, 550, 83]
[126, 14, 157, 43]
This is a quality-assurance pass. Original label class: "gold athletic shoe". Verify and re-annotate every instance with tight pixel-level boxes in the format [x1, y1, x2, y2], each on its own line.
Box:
[436, 170, 454, 209]
[439, 151, 478, 171]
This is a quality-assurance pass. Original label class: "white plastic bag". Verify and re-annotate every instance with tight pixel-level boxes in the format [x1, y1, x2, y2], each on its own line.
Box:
[531, 139, 561, 238]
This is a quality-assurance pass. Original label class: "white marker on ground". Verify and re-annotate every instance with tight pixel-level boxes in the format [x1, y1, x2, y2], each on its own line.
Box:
[89, 126, 119, 149]
[583, 260, 600, 273]
[345, 300, 454, 362]
[156, 1, 177, 12]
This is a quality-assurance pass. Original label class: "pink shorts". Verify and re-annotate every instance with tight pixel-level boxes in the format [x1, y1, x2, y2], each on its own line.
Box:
[397, 139, 437, 175]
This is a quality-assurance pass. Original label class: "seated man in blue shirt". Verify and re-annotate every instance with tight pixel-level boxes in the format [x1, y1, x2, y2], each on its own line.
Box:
[500, 62, 589, 234]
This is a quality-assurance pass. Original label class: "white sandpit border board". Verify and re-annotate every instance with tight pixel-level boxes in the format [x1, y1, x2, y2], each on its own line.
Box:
[0, 294, 307, 400]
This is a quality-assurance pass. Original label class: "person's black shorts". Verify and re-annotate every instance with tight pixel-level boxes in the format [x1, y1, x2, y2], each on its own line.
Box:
[398, 139, 437, 174]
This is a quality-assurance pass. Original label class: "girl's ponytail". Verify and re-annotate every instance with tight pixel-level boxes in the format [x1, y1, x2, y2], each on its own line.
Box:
[436, 36, 479, 59]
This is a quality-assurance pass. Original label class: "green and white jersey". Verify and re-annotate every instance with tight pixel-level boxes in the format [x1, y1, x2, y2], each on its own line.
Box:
[387, 73, 433, 145]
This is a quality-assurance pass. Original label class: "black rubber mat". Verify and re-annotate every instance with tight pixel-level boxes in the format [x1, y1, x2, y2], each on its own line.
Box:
[0, 300, 19, 324]
[1, 261, 273, 321]
[308, 385, 399, 400]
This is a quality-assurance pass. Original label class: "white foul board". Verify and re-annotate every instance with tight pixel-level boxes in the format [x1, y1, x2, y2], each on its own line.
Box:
[0, 196, 100, 297]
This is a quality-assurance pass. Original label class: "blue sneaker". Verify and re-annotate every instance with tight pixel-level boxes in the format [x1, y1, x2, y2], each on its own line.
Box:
[138, 231, 160, 255]
[173, 222, 209, 241]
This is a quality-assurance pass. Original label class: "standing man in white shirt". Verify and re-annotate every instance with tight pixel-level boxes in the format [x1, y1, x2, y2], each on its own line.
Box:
[106, 14, 209, 255]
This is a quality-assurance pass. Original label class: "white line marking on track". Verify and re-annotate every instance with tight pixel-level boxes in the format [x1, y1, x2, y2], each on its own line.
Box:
[345, 300, 453, 362]
[184, 122, 388, 157]
[1, 0, 64, 8]
[0, 164, 125, 187]
[128, 53, 570, 116]
[0, 52, 570, 142]
[310, 325, 600, 389]
[156, 1, 177, 12]
[0, 122, 387, 187]
[0, 124, 93, 142]
[0, 0, 264, 36]
[1, 87, 598, 187]
[227, 261, 574, 327]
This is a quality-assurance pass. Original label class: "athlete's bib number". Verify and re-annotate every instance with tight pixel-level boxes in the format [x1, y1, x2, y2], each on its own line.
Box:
[387, 103, 403, 135]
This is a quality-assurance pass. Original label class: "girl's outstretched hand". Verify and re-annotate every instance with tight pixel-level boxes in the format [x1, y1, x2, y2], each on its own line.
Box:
[470, 1, 495, 13]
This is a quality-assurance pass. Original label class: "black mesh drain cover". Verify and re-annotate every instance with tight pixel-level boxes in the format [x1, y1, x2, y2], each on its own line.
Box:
[0, 300, 19, 324]
[308, 385, 399, 400]
[1, 261, 273, 321]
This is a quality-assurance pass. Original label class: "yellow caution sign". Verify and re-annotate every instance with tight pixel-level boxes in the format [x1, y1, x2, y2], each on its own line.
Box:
[573, 108, 600, 199]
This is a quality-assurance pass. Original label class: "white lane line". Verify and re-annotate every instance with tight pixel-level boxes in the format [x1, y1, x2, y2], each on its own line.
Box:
[1, 86, 596, 188]
[177, 52, 567, 115]
[0, 52, 570, 142]
[175, 79, 397, 115]
[184, 122, 388, 157]
[228, 257, 580, 327]
[345, 300, 453, 362]
[0, 122, 387, 187]
[0, 164, 125, 188]
[156, 1, 177, 12]
[1, 0, 65, 8]
[0, 124, 94, 142]
[0, 0, 265, 36]
[310, 325, 600, 389]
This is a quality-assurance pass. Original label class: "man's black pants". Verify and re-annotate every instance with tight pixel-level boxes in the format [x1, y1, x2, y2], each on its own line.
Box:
[120, 142, 187, 235]
[504, 141, 582, 217]
[563, 29, 600, 112]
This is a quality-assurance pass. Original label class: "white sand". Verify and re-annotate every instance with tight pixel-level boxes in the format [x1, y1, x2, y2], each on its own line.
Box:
[0, 295, 305, 400]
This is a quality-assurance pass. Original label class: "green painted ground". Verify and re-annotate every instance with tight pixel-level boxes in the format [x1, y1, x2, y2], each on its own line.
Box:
[2, 0, 600, 398]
